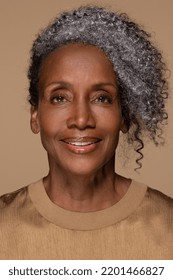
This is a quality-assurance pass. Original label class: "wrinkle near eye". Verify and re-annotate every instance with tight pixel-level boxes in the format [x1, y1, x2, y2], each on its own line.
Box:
[50, 95, 68, 104]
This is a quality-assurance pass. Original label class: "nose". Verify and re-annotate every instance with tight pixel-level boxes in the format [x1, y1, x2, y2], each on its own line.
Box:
[66, 99, 96, 130]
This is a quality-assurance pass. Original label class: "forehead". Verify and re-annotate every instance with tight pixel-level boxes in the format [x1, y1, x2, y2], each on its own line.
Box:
[38, 43, 117, 87]
[41, 43, 113, 69]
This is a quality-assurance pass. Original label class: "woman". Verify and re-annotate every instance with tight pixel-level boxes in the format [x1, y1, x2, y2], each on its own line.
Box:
[0, 6, 172, 259]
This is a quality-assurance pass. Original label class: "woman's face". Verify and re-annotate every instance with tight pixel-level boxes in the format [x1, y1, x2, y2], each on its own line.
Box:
[31, 44, 126, 175]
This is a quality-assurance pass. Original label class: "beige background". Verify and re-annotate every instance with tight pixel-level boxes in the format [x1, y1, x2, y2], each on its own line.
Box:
[0, 0, 173, 197]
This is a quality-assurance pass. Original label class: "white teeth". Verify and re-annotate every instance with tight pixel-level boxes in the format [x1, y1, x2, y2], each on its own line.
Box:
[68, 142, 93, 146]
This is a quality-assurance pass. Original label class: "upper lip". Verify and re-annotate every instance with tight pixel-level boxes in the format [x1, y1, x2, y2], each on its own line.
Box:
[60, 137, 102, 144]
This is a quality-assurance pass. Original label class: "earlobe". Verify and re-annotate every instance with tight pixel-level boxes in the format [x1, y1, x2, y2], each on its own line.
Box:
[120, 119, 128, 134]
[30, 106, 40, 134]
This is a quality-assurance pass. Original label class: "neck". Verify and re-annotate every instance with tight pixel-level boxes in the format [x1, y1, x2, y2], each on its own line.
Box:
[43, 157, 130, 212]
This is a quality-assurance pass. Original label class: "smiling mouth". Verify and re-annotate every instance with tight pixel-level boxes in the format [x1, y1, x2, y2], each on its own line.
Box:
[61, 137, 101, 146]
[65, 141, 98, 146]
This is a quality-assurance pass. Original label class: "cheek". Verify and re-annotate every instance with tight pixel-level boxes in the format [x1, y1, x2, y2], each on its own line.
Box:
[98, 111, 122, 133]
[103, 120, 122, 149]
[38, 109, 63, 135]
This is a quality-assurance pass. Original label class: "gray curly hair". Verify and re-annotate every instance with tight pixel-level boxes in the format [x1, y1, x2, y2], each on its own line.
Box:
[28, 6, 168, 168]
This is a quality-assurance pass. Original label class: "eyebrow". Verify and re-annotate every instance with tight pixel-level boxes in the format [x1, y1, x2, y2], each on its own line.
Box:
[44, 81, 71, 89]
[45, 81, 118, 90]
[92, 83, 118, 90]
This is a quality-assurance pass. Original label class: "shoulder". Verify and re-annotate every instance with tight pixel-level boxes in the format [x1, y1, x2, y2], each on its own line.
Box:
[146, 187, 173, 208]
[0, 179, 43, 219]
[132, 179, 173, 209]
[141, 185, 173, 223]
[0, 186, 28, 214]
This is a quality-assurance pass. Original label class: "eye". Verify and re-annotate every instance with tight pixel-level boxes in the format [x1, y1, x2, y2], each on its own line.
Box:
[50, 95, 67, 104]
[94, 94, 113, 104]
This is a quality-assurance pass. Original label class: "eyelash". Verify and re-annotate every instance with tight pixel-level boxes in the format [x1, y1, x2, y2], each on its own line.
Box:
[50, 94, 67, 104]
[49, 92, 114, 105]
[94, 94, 113, 104]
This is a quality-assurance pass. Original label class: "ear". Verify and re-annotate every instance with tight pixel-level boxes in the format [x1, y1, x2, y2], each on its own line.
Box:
[30, 106, 40, 134]
[120, 118, 128, 134]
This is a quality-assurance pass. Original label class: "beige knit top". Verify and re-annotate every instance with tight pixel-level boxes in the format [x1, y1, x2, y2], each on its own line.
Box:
[0, 179, 173, 259]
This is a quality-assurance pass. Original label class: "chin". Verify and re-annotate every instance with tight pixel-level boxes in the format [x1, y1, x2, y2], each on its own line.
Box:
[66, 163, 101, 177]
[48, 150, 114, 176]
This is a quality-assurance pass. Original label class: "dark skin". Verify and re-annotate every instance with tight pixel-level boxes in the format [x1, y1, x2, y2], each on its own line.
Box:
[30, 43, 131, 212]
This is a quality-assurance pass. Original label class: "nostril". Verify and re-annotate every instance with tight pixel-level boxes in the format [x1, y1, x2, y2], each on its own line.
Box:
[66, 105, 96, 129]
